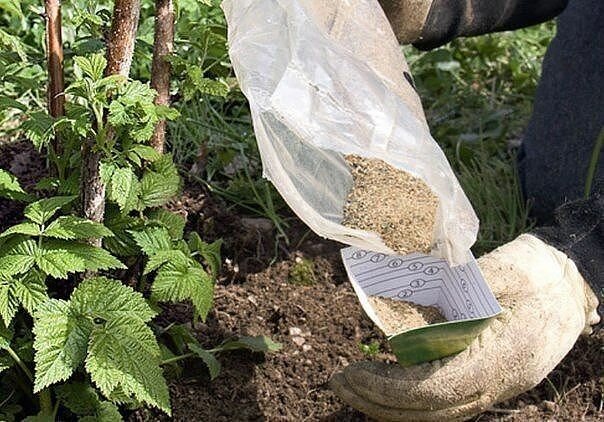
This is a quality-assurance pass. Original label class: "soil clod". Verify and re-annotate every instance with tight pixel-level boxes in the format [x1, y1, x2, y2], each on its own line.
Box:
[368, 296, 446, 335]
[342, 155, 439, 255]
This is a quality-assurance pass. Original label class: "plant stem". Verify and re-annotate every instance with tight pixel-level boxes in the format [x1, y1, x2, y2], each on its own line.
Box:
[81, 0, 141, 246]
[105, 0, 142, 77]
[160, 352, 194, 366]
[160, 346, 224, 366]
[10, 372, 35, 404]
[150, 0, 175, 153]
[38, 389, 53, 416]
[44, 0, 65, 176]
[5, 346, 53, 414]
[5, 345, 33, 381]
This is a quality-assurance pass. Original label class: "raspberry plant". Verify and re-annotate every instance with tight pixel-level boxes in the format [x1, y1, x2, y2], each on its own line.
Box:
[0, 1, 279, 420]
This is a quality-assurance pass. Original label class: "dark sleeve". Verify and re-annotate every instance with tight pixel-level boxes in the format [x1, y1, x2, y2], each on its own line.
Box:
[532, 183, 603, 317]
[415, 0, 569, 50]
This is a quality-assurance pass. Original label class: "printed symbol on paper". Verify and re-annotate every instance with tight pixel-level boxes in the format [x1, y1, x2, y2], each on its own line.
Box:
[466, 299, 473, 310]
[451, 308, 459, 318]
[370, 253, 386, 263]
[410, 279, 426, 288]
[423, 266, 440, 275]
[408, 261, 423, 271]
[469, 310, 475, 317]
[397, 289, 413, 298]
[352, 250, 368, 259]
[388, 258, 404, 268]
[460, 279, 469, 292]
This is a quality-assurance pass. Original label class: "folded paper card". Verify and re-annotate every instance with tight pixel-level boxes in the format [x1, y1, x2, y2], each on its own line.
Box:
[341, 247, 502, 366]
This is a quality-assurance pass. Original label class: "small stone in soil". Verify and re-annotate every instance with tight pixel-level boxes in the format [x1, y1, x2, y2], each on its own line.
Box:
[342, 155, 439, 254]
[368, 296, 446, 335]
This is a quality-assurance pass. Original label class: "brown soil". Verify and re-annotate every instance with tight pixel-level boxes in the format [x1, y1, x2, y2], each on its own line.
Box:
[1, 141, 602, 422]
[0, 140, 47, 229]
[368, 296, 446, 335]
[342, 155, 438, 255]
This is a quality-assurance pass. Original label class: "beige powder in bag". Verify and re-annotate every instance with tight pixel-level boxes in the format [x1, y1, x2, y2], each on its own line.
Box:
[342, 155, 438, 255]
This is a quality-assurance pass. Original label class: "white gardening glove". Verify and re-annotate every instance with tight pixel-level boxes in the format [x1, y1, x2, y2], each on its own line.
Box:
[331, 234, 600, 421]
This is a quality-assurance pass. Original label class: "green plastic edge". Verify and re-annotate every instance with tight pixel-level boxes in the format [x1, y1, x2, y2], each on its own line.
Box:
[388, 317, 495, 367]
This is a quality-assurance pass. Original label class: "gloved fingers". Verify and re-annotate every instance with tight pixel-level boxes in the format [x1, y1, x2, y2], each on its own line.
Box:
[330, 371, 491, 422]
[339, 358, 483, 411]
[478, 235, 597, 330]
[336, 308, 518, 410]
[335, 291, 577, 412]
[331, 235, 593, 420]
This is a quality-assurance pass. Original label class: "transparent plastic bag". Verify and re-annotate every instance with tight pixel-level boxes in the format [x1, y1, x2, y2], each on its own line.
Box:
[222, 0, 478, 265]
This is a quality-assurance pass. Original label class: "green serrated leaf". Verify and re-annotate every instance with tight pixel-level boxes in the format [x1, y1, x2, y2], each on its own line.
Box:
[56, 382, 123, 421]
[94, 401, 123, 421]
[0, 169, 27, 200]
[140, 154, 180, 207]
[34, 277, 162, 410]
[119, 80, 156, 104]
[187, 342, 220, 380]
[167, 324, 198, 355]
[0, 319, 13, 349]
[13, 269, 47, 315]
[184, 67, 229, 100]
[0, 280, 19, 325]
[44, 216, 114, 240]
[0, 0, 24, 19]
[0, 95, 26, 111]
[55, 382, 100, 415]
[218, 335, 282, 353]
[131, 145, 161, 163]
[139, 171, 179, 208]
[0, 28, 26, 61]
[37, 240, 125, 279]
[108, 101, 130, 126]
[99, 162, 116, 185]
[129, 227, 172, 256]
[188, 233, 222, 277]
[70, 276, 156, 323]
[0, 238, 37, 276]
[153, 154, 179, 176]
[0, 222, 41, 238]
[86, 316, 170, 415]
[24, 196, 76, 225]
[126, 150, 141, 167]
[152, 263, 214, 320]
[107, 167, 139, 214]
[103, 212, 142, 257]
[74, 54, 106, 81]
[21, 112, 55, 150]
[143, 250, 189, 275]
[155, 105, 180, 121]
[33, 299, 91, 392]
[96, 75, 127, 91]
[148, 209, 185, 239]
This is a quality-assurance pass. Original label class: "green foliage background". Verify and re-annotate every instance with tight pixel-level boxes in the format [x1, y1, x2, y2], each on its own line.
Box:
[0, 1, 281, 420]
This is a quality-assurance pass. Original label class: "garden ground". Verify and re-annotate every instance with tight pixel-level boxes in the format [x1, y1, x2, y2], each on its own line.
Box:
[1, 113, 602, 422]
[132, 177, 602, 421]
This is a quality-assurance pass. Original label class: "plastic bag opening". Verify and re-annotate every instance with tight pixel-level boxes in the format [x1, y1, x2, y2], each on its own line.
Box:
[222, 0, 479, 265]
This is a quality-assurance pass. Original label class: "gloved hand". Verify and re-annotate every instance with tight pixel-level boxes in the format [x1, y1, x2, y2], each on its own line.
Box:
[331, 234, 600, 421]
[378, 0, 569, 49]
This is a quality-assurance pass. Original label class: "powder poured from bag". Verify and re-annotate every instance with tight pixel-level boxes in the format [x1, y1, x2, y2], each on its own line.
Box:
[368, 296, 446, 335]
[342, 155, 438, 254]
